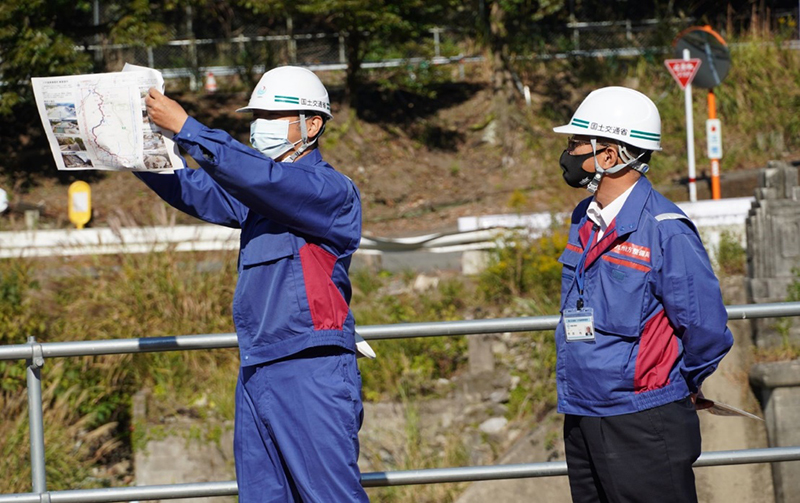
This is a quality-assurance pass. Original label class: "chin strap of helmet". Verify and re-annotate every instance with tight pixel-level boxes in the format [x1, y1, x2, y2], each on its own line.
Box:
[285, 112, 327, 163]
[618, 143, 650, 175]
[585, 138, 649, 193]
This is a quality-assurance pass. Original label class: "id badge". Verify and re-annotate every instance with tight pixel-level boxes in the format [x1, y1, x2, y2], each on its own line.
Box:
[563, 308, 595, 342]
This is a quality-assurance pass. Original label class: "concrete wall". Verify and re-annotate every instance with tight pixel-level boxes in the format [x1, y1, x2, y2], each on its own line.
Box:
[132, 390, 236, 503]
[746, 163, 800, 347]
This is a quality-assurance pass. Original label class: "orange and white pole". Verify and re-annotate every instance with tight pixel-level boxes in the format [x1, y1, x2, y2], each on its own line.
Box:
[708, 89, 722, 199]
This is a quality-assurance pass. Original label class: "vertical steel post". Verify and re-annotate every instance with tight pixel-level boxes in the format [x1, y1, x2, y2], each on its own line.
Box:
[683, 48, 697, 202]
[92, 0, 102, 64]
[186, 5, 198, 91]
[26, 336, 47, 495]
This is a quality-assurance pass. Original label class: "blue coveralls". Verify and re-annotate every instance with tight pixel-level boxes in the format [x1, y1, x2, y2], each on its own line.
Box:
[136, 116, 369, 502]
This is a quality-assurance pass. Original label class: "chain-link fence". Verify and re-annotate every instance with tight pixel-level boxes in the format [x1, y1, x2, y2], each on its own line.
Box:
[76, 12, 800, 85]
[563, 18, 690, 53]
[84, 27, 468, 85]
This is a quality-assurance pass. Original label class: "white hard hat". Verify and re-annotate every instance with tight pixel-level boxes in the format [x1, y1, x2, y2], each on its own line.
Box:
[237, 66, 332, 119]
[553, 86, 661, 151]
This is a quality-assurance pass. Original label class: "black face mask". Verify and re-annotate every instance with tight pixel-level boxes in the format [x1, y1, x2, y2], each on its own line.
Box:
[559, 149, 603, 188]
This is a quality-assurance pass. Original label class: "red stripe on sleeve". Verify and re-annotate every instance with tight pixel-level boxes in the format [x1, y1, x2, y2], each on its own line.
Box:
[566, 243, 583, 253]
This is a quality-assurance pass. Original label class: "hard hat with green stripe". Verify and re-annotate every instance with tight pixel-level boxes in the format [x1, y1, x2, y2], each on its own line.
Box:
[553, 86, 661, 151]
[237, 66, 332, 119]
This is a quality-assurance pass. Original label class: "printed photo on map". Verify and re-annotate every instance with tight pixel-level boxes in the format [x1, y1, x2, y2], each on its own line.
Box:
[57, 136, 86, 151]
[62, 152, 93, 168]
[46, 102, 76, 120]
[51, 119, 80, 135]
[143, 153, 171, 170]
[143, 130, 166, 151]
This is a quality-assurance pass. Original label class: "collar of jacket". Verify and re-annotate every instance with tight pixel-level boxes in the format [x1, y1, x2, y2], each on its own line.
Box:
[609, 175, 652, 236]
[574, 176, 654, 269]
[578, 175, 653, 237]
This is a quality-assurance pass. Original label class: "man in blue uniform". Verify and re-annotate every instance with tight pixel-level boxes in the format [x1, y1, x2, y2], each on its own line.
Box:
[140, 66, 370, 502]
[553, 86, 734, 503]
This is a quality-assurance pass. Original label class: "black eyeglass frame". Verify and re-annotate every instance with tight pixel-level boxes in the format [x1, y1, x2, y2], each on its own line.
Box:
[566, 136, 613, 153]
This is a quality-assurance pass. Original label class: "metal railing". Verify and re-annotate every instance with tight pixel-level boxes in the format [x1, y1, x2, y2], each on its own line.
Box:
[2, 301, 800, 502]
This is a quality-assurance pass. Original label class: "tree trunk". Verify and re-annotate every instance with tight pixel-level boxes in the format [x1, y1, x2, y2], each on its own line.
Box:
[345, 31, 363, 109]
[488, 2, 515, 150]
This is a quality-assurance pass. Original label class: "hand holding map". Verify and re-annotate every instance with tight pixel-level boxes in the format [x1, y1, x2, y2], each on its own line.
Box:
[31, 64, 184, 172]
[144, 88, 189, 134]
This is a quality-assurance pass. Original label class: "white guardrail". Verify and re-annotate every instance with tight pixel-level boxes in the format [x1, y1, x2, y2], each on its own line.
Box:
[0, 197, 755, 259]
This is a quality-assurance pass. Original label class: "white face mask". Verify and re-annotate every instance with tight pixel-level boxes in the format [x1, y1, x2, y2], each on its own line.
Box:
[250, 118, 300, 160]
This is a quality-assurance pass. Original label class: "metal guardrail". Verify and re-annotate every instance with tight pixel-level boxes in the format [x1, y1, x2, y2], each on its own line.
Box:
[1, 302, 800, 502]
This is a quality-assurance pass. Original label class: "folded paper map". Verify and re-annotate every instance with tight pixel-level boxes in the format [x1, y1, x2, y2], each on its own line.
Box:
[31, 64, 183, 172]
[696, 396, 764, 421]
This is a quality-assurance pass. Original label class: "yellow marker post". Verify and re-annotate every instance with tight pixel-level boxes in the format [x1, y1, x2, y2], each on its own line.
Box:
[68, 181, 91, 229]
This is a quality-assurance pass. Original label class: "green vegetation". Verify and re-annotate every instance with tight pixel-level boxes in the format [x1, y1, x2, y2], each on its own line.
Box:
[478, 230, 566, 311]
[0, 225, 567, 496]
[0, 252, 240, 493]
[754, 267, 800, 362]
[715, 230, 747, 277]
[351, 268, 476, 402]
[3, 3, 800, 499]
[514, 33, 800, 198]
[364, 396, 471, 503]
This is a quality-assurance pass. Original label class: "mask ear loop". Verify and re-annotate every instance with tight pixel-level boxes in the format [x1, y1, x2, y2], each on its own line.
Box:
[585, 139, 603, 194]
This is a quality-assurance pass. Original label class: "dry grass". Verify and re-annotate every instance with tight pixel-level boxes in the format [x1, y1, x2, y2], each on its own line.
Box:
[0, 250, 240, 492]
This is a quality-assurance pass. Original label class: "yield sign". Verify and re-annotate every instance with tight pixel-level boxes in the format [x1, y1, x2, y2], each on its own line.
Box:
[664, 59, 702, 89]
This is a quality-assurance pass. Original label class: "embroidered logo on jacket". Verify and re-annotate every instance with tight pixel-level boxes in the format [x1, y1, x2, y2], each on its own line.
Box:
[612, 242, 651, 262]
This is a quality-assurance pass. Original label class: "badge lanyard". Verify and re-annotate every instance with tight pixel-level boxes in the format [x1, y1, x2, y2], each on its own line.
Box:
[574, 226, 598, 310]
[564, 224, 598, 342]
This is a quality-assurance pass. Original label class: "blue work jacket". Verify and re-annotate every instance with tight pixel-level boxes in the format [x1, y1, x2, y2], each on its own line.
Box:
[136, 117, 362, 366]
[556, 177, 733, 416]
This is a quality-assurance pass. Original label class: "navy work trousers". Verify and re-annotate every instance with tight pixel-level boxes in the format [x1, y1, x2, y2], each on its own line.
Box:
[563, 397, 701, 503]
[234, 346, 369, 502]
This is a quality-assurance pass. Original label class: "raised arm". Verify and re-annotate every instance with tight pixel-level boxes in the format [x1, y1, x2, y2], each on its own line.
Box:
[134, 168, 246, 228]
[145, 88, 360, 250]
[140, 88, 245, 227]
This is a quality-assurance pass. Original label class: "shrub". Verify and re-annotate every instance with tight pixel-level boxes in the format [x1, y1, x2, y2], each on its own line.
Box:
[478, 230, 567, 313]
[715, 230, 746, 276]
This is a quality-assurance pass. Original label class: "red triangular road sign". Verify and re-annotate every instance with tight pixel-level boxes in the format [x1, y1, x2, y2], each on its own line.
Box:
[664, 59, 702, 89]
